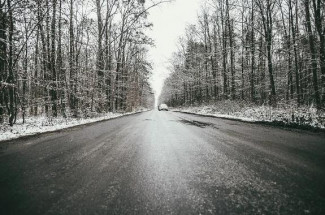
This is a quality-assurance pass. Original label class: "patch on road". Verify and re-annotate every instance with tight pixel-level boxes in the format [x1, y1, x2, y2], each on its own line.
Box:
[178, 119, 216, 128]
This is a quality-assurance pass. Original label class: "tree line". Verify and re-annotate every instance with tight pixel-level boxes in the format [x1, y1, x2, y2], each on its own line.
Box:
[160, 0, 325, 111]
[0, 0, 159, 126]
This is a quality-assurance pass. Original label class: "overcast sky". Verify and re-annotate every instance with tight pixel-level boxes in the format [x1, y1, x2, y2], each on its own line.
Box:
[146, 0, 202, 103]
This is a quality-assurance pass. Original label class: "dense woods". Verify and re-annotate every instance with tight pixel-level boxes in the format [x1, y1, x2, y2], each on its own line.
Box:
[160, 0, 325, 111]
[0, 0, 156, 126]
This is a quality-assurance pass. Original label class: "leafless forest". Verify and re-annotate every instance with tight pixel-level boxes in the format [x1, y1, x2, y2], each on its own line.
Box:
[0, 0, 156, 126]
[160, 0, 325, 111]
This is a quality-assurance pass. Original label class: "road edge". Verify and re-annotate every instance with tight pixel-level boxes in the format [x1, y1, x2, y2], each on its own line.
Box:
[0, 110, 150, 144]
[172, 110, 325, 133]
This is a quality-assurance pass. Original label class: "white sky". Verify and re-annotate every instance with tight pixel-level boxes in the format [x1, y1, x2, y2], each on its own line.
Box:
[146, 0, 202, 103]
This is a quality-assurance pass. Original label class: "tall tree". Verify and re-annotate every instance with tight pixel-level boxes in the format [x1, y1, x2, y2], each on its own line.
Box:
[0, 1, 6, 123]
[312, 0, 325, 103]
[256, 0, 277, 107]
[7, 0, 15, 126]
[50, 0, 58, 116]
[304, 0, 321, 109]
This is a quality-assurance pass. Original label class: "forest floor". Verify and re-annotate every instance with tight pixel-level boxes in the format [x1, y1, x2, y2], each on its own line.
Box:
[0, 108, 148, 142]
[173, 100, 325, 131]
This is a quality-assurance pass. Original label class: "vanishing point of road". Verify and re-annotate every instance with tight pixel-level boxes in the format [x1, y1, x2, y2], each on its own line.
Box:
[0, 110, 324, 214]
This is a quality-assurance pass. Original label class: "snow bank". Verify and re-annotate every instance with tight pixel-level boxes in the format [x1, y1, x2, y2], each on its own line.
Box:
[0, 109, 148, 142]
[173, 101, 325, 130]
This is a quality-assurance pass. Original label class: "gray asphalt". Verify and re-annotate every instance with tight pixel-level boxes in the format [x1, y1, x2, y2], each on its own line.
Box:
[0, 110, 325, 215]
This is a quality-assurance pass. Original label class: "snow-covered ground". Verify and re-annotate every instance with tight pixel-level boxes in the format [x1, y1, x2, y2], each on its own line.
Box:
[0, 109, 148, 142]
[173, 101, 325, 130]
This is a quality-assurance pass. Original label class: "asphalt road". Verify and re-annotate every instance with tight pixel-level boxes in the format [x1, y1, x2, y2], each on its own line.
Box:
[0, 110, 325, 215]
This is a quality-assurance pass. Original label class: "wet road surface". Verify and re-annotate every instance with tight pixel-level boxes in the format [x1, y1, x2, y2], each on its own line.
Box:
[0, 110, 325, 214]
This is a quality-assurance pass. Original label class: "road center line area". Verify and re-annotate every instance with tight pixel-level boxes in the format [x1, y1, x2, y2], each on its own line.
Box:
[1, 110, 325, 214]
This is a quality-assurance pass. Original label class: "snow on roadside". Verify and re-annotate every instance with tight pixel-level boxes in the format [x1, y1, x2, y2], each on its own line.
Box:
[0, 109, 148, 142]
[173, 102, 325, 129]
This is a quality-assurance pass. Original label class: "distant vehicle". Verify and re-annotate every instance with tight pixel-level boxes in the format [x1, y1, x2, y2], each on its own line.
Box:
[158, 104, 168, 111]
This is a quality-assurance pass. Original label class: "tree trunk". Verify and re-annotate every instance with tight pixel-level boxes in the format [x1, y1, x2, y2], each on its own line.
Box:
[290, 0, 301, 106]
[96, 0, 104, 100]
[51, 0, 57, 117]
[8, 0, 15, 126]
[69, 0, 76, 115]
[0, 2, 6, 123]
[312, 0, 325, 104]
[257, 0, 277, 106]
[250, 0, 255, 102]
[221, 1, 228, 98]
[304, 0, 321, 109]
[57, 0, 64, 116]
[226, 0, 235, 100]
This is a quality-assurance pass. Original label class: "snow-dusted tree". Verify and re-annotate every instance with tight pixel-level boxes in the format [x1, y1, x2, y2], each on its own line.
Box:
[160, 0, 325, 110]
